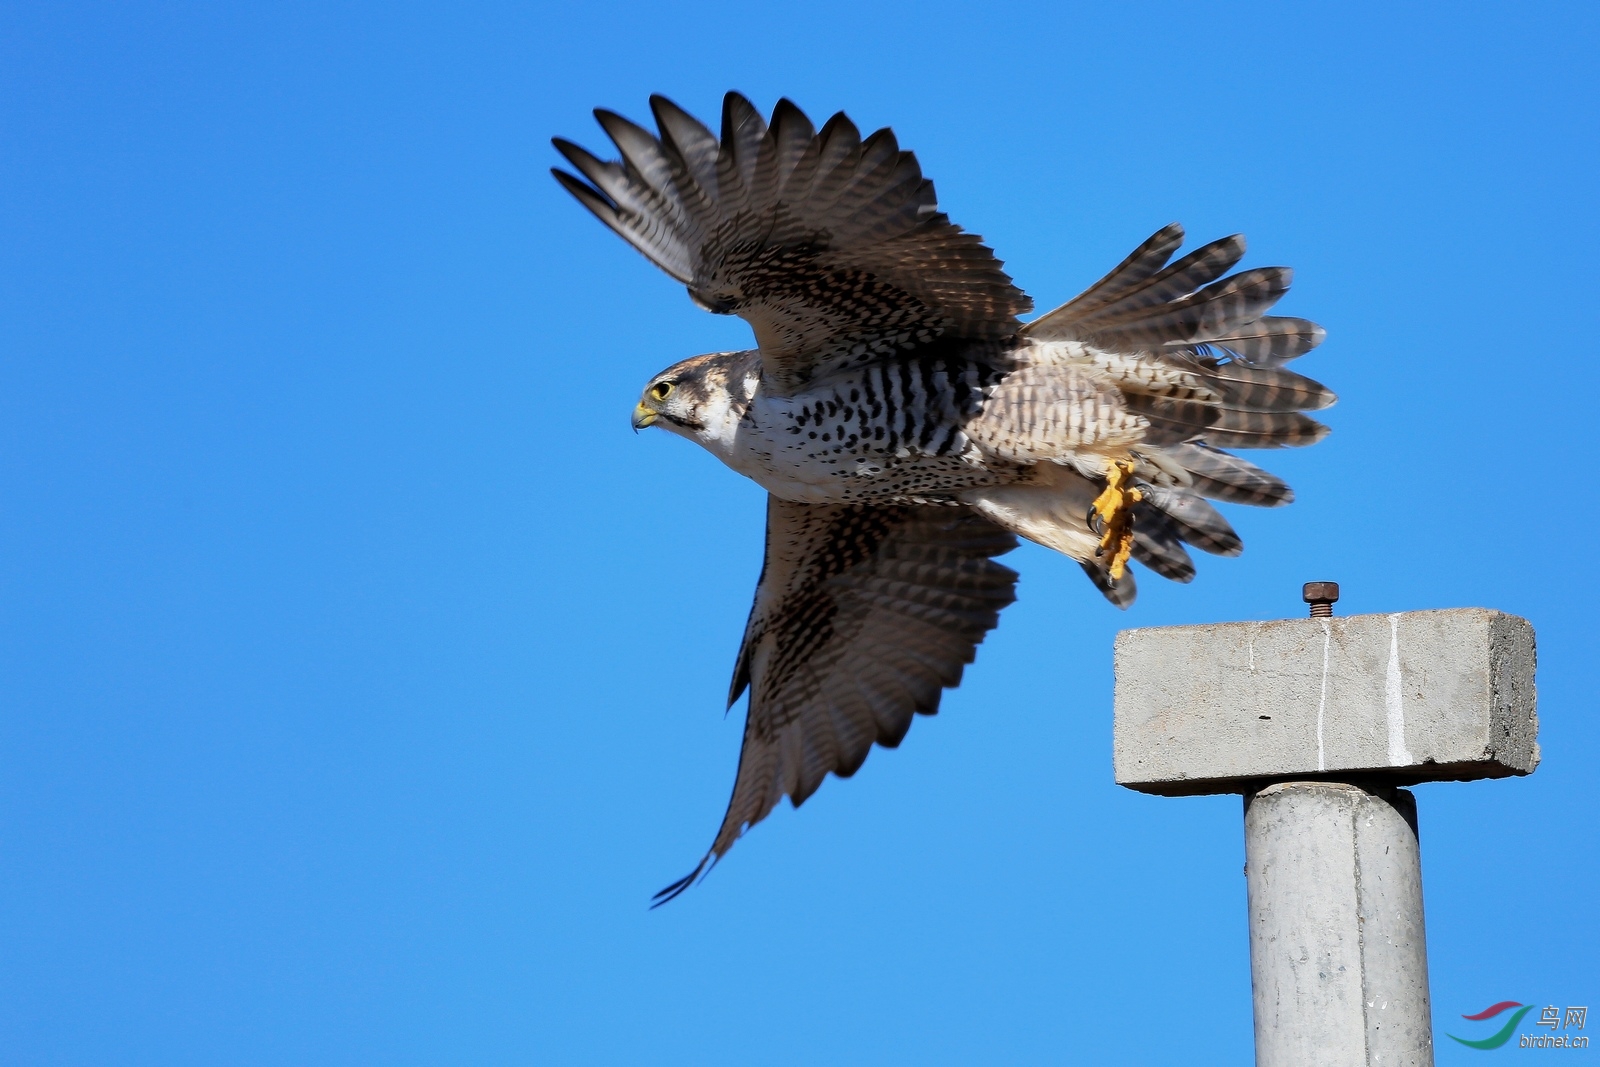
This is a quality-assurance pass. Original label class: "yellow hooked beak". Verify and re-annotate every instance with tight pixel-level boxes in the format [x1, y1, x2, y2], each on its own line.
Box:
[631, 401, 659, 431]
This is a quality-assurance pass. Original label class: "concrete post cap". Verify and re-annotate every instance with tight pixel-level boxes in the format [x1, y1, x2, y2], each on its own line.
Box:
[1113, 608, 1538, 796]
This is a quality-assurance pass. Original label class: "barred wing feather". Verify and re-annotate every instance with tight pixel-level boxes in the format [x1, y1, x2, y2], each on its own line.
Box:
[653, 497, 1018, 904]
[553, 93, 1032, 393]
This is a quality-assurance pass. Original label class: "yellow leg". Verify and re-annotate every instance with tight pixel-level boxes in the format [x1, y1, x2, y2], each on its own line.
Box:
[1089, 461, 1144, 581]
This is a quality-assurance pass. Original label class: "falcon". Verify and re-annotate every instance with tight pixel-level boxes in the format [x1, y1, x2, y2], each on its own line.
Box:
[553, 93, 1334, 903]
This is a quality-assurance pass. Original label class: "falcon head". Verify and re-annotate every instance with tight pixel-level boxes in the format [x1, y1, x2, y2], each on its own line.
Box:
[631, 349, 760, 444]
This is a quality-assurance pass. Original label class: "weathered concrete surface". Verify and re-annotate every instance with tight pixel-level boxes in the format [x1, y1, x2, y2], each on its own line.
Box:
[1245, 781, 1434, 1067]
[1114, 609, 1537, 796]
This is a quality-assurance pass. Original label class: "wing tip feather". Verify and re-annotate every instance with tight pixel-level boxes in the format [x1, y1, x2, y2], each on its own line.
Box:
[650, 852, 718, 908]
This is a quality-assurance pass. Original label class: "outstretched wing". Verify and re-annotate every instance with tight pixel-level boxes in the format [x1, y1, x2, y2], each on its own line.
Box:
[553, 92, 1032, 393]
[654, 497, 1018, 904]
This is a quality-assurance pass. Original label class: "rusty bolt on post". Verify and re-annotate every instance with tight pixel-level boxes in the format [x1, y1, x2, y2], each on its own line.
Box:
[1303, 581, 1340, 618]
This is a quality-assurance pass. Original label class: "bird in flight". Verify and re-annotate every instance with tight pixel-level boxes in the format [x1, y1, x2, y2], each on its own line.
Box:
[553, 93, 1333, 903]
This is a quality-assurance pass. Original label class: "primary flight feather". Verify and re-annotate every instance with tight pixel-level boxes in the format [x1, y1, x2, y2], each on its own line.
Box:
[552, 92, 1334, 903]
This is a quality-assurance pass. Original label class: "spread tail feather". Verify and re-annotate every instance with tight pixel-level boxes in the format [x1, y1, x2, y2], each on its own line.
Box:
[1164, 443, 1294, 507]
[1024, 225, 1326, 366]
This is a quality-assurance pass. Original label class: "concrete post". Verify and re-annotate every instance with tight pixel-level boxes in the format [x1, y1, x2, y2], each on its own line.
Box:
[1111, 606, 1538, 1067]
[1245, 782, 1433, 1067]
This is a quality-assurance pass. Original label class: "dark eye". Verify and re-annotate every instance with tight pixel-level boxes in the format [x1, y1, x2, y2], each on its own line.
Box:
[650, 381, 674, 401]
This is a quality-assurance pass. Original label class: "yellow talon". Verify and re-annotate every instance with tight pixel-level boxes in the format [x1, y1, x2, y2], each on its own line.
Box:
[1090, 461, 1144, 581]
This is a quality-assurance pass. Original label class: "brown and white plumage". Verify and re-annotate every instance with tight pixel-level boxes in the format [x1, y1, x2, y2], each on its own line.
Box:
[553, 93, 1030, 392]
[653, 498, 1018, 904]
[553, 92, 1336, 901]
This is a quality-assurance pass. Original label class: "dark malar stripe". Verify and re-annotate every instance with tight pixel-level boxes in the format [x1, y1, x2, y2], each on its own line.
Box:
[916, 360, 942, 448]
[861, 366, 880, 417]
[949, 361, 973, 414]
[897, 361, 916, 445]
[879, 364, 901, 450]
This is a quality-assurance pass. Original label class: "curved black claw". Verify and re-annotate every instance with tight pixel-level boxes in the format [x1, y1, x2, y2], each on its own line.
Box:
[1085, 506, 1105, 538]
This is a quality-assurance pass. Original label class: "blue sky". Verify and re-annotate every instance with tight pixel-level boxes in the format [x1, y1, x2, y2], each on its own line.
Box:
[2, 1, 1596, 1063]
